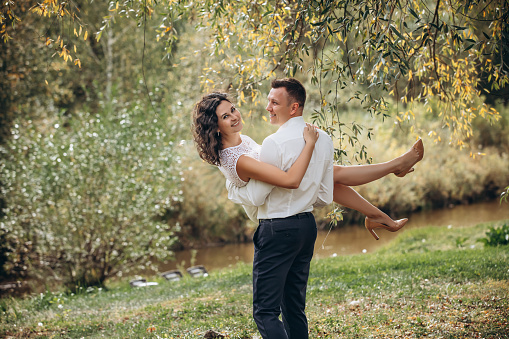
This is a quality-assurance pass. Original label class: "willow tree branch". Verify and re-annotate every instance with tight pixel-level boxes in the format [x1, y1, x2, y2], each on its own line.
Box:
[142, 0, 157, 116]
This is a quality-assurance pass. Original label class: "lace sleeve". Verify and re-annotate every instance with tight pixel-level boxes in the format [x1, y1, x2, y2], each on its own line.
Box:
[218, 136, 248, 187]
[218, 162, 247, 187]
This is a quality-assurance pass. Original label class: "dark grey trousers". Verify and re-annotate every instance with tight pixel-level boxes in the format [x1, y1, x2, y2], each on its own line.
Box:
[252, 212, 317, 339]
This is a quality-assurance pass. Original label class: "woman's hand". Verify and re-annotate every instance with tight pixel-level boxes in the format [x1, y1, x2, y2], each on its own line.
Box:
[303, 123, 319, 145]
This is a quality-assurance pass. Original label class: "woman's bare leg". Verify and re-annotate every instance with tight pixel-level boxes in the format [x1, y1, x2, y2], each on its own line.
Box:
[334, 140, 422, 186]
[334, 162, 397, 186]
[333, 183, 398, 227]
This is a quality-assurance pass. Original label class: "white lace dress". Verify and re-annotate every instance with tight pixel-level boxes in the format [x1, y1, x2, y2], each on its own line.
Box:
[218, 134, 261, 221]
[218, 134, 261, 187]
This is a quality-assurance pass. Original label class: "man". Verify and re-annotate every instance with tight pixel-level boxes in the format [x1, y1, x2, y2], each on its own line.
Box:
[227, 78, 334, 338]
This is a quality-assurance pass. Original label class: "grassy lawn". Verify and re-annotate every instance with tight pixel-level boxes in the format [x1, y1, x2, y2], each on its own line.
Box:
[1, 220, 508, 338]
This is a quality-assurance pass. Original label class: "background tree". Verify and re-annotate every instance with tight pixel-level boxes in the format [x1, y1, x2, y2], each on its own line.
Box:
[0, 0, 177, 144]
[0, 101, 183, 289]
[0, 0, 188, 287]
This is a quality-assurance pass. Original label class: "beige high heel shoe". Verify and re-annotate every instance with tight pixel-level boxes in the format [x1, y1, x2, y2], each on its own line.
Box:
[395, 138, 424, 177]
[365, 217, 409, 240]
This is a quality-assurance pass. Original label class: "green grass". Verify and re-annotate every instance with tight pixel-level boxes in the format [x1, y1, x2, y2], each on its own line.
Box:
[1, 220, 509, 338]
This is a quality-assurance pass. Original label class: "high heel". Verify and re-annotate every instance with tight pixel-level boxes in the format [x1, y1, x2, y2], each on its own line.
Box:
[395, 138, 424, 177]
[364, 217, 408, 240]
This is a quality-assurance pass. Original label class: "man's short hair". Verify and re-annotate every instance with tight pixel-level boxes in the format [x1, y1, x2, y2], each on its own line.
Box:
[271, 78, 306, 108]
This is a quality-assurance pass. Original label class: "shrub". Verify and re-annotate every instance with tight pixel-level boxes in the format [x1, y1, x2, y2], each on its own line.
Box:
[0, 104, 183, 289]
[478, 224, 509, 247]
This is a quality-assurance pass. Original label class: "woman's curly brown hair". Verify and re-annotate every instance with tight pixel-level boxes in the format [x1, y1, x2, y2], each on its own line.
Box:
[192, 92, 231, 166]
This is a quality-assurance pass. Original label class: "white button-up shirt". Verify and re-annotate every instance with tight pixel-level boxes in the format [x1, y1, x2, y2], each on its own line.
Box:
[226, 116, 334, 220]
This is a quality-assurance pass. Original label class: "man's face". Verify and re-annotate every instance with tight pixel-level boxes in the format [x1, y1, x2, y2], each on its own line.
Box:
[265, 87, 295, 126]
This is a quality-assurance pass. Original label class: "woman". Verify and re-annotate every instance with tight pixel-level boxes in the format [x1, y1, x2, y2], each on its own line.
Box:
[192, 92, 424, 240]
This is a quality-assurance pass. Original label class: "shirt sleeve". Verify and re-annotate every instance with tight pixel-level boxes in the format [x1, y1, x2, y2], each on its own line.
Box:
[225, 137, 277, 207]
[242, 205, 259, 223]
[313, 133, 334, 208]
[223, 179, 259, 221]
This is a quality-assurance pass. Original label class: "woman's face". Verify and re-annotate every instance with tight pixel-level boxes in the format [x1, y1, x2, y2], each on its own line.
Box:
[215, 100, 243, 135]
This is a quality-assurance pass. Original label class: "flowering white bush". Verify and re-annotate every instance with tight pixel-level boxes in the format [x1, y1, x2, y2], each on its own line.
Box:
[0, 104, 182, 288]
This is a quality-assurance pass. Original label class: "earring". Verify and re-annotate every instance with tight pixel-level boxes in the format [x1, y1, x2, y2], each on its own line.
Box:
[217, 131, 220, 137]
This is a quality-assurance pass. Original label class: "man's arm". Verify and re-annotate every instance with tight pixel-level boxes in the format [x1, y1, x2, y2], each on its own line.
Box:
[226, 137, 279, 206]
[313, 132, 334, 208]
[242, 205, 259, 223]
[226, 179, 272, 206]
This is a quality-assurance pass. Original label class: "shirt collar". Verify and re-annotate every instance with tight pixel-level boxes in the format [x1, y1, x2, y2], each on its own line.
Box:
[278, 116, 304, 131]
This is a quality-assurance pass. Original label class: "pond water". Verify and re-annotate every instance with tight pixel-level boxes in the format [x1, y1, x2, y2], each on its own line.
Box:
[160, 200, 509, 274]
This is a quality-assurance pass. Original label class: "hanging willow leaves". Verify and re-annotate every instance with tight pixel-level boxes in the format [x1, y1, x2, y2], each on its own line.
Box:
[5, 0, 508, 151]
